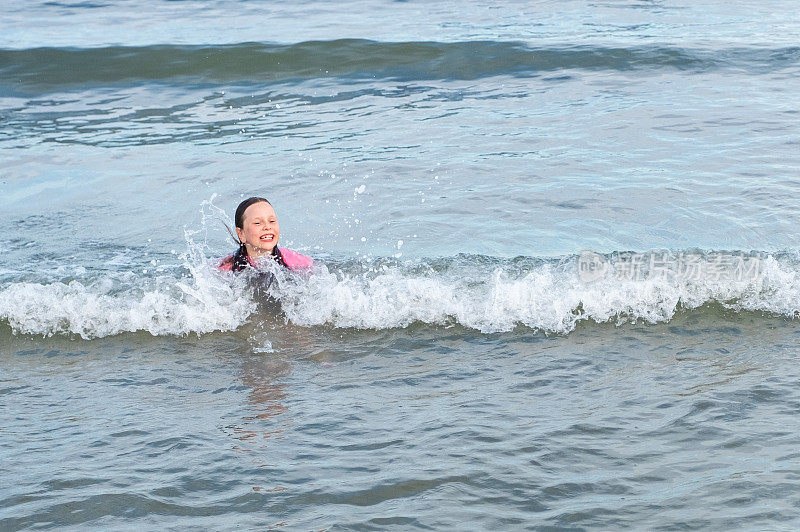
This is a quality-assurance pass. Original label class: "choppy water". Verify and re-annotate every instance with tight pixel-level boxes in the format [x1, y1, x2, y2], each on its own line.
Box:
[3, 0, 800, 529]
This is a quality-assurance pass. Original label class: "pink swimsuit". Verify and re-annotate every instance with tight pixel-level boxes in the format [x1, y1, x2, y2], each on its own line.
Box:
[279, 248, 314, 270]
[218, 247, 313, 272]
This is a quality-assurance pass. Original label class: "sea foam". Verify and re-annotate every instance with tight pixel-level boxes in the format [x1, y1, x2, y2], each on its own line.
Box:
[0, 255, 254, 339]
[278, 253, 800, 333]
[2, 251, 799, 339]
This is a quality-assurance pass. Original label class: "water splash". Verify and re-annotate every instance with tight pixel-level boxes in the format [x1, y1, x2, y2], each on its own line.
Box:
[3, 242, 800, 339]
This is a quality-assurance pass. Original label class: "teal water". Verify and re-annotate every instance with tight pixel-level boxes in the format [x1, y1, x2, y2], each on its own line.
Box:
[3, 0, 800, 529]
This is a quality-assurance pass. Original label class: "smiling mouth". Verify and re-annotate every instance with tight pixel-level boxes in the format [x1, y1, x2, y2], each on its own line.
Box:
[260, 234, 275, 241]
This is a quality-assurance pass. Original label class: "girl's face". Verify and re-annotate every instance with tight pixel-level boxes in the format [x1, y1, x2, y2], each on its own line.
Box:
[236, 202, 280, 257]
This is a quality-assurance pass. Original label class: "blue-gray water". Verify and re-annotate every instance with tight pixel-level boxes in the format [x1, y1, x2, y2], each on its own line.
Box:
[3, 0, 800, 529]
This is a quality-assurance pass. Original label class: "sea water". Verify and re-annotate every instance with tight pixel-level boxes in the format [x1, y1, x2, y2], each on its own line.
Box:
[2, 0, 800, 529]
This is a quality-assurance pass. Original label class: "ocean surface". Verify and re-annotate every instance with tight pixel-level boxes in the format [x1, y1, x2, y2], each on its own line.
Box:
[3, 0, 800, 529]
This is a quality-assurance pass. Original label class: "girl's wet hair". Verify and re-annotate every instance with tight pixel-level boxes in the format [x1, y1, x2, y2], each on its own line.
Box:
[235, 197, 271, 229]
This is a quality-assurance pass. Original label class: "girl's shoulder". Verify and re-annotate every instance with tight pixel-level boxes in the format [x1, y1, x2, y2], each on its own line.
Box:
[218, 254, 235, 271]
[280, 248, 314, 271]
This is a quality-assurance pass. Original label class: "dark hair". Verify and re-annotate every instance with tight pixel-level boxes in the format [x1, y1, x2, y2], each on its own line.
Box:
[235, 197, 271, 229]
[227, 197, 283, 272]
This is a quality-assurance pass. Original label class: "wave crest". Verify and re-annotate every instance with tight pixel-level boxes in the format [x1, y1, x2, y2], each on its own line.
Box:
[277, 254, 800, 333]
[2, 252, 800, 339]
[3, 41, 798, 92]
[0, 267, 254, 339]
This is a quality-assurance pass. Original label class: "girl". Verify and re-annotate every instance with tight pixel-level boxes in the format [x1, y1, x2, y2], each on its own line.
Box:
[219, 197, 313, 272]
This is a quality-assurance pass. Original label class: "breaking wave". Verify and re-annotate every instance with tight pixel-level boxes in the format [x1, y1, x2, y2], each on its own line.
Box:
[2, 249, 800, 339]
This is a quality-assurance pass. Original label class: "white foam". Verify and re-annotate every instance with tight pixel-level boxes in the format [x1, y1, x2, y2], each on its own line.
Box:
[3, 251, 800, 338]
[274, 253, 800, 334]
[0, 255, 254, 339]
